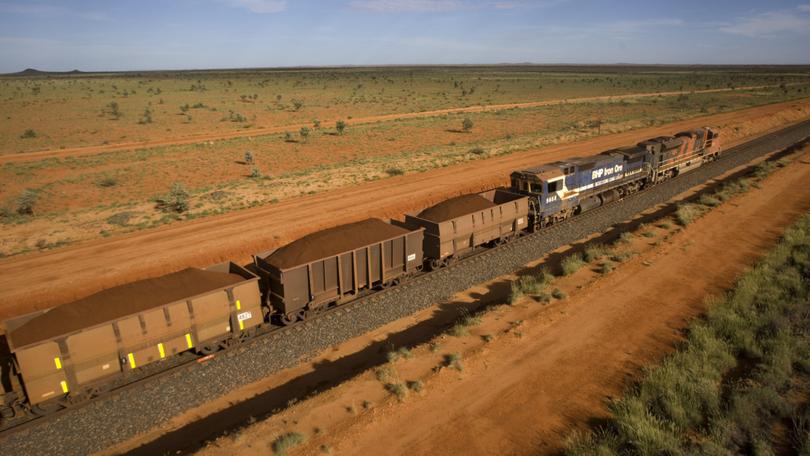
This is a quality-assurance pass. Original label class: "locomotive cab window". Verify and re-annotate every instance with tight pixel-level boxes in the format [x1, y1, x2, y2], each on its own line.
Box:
[546, 180, 560, 193]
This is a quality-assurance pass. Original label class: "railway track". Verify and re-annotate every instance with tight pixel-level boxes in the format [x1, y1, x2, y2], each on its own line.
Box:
[2, 120, 810, 455]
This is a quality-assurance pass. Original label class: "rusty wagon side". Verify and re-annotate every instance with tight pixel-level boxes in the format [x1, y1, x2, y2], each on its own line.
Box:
[399, 189, 529, 269]
[253, 218, 424, 324]
[3, 262, 261, 409]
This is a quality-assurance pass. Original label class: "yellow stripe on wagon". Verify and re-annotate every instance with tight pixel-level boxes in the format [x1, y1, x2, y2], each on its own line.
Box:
[60, 380, 69, 394]
[239, 319, 245, 331]
[236, 299, 241, 310]
[157, 343, 166, 359]
[54, 357, 62, 370]
[185, 333, 193, 349]
[128, 352, 136, 369]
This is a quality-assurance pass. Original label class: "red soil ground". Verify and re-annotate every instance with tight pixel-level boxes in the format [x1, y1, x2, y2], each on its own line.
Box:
[185, 146, 810, 456]
[0, 84, 791, 165]
[0, 101, 808, 321]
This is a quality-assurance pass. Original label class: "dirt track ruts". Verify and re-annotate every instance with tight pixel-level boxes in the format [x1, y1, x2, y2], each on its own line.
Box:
[1, 118, 808, 456]
[0, 84, 796, 165]
[0, 100, 808, 319]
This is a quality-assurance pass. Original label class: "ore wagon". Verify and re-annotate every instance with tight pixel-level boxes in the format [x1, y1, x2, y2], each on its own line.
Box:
[253, 218, 424, 324]
[3, 262, 260, 411]
[398, 189, 529, 269]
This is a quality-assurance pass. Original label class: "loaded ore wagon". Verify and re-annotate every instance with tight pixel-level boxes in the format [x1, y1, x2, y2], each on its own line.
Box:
[3, 263, 260, 411]
[253, 218, 424, 324]
[398, 189, 529, 269]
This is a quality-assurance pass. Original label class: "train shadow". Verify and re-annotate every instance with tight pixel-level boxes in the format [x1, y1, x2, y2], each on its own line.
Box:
[127, 146, 797, 455]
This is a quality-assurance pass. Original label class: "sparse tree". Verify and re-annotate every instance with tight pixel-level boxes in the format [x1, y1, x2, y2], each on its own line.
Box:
[250, 166, 262, 179]
[138, 107, 153, 124]
[462, 117, 473, 132]
[292, 99, 304, 111]
[313, 119, 321, 129]
[284, 131, 294, 142]
[244, 150, 254, 165]
[106, 101, 121, 120]
[16, 189, 38, 215]
[336, 119, 347, 135]
[299, 126, 310, 142]
[160, 182, 189, 213]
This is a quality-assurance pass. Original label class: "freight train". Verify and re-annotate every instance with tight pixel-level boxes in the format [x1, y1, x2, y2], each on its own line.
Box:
[0, 127, 720, 420]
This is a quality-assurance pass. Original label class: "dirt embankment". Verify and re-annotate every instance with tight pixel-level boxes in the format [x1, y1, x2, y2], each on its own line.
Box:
[0, 100, 808, 320]
[0, 84, 798, 165]
[187, 147, 810, 456]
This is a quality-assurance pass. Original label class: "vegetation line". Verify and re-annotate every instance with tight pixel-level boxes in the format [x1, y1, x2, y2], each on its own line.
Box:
[565, 211, 810, 455]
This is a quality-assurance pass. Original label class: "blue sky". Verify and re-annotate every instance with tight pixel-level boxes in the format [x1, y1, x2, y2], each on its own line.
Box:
[1, 0, 809, 72]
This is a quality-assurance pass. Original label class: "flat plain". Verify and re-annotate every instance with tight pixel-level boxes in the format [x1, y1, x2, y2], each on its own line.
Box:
[1, 65, 810, 308]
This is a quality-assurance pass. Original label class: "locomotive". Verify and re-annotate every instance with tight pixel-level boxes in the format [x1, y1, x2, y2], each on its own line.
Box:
[0, 127, 719, 421]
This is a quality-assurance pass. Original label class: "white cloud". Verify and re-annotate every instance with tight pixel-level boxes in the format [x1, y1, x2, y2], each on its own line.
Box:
[720, 6, 810, 37]
[220, 0, 287, 13]
[349, 0, 463, 12]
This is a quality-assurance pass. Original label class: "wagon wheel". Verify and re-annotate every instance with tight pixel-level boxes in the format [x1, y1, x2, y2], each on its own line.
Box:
[199, 343, 221, 355]
[29, 401, 63, 417]
[428, 258, 442, 271]
[0, 404, 18, 420]
[280, 312, 299, 326]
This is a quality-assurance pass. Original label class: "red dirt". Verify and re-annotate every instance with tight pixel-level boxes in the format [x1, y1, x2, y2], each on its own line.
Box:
[188, 148, 810, 456]
[0, 84, 793, 165]
[0, 102, 807, 321]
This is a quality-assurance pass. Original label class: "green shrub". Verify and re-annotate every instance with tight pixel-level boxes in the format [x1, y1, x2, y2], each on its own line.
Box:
[107, 212, 133, 226]
[583, 243, 608, 262]
[462, 117, 474, 132]
[561, 253, 585, 276]
[158, 182, 189, 213]
[385, 383, 407, 401]
[552, 288, 566, 300]
[336, 119, 347, 135]
[469, 147, 486, 155]
[406, 380, 424, 392]
[385, 168, 405, 176]
[15, 189, 38, 215]
[97, 175, 118, 187]
[598, 261, 614, 274]
[20, 128, 37, 139]
[675, 203, 703, 226]
[448, 309, 481, 337]
[509, 281, 524, 305]
[444, 353, 463, 371]
[271, 432, 306, 455]
[698, 194, 722, 207]
[618, 232, 634, 244]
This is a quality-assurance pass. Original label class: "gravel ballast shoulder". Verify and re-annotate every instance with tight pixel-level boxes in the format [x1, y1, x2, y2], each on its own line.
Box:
[2, 120, 810, 455]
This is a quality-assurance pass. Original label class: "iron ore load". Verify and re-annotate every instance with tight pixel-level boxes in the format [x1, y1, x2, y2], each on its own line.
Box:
[399, 189, 529, 270]
[253, 218, 424, 324]
[0, 127, 720, 420]
[3, 263, 260, 413]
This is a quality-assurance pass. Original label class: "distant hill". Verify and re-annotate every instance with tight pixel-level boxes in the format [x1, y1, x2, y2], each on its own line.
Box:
[2, 68, 84, 76]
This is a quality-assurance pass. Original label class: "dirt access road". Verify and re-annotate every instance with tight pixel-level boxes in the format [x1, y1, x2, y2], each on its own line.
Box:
[192, 147, 810, 456]
[0, 83, 794, 165]
[0, 100, 808, 319]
